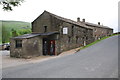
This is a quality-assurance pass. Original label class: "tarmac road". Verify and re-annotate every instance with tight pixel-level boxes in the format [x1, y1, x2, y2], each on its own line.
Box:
[2, 35, 119, 78]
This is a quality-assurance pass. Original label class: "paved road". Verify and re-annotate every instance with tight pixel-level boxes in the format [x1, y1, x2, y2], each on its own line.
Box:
[2, 35, 119, 78]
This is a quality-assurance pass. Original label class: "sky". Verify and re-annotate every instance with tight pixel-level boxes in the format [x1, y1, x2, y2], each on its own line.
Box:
[0, 0, 119, 32]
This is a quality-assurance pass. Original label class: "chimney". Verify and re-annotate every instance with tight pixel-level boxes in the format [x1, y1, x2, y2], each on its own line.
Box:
[82, 19, 85, 22]
[98, 22, 100, 25]
[77, 17, 80, 22]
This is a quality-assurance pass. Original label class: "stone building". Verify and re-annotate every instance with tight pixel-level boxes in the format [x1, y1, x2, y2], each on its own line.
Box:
[10, 11, 113, 58]
[82, 19, 113, 40]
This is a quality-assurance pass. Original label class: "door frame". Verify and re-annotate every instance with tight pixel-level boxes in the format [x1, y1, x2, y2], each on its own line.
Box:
[42, 38, 55, 55]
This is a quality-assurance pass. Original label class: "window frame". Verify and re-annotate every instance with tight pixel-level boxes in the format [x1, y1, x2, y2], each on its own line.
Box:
[44, 26, 47, 32]
[16, 40, 22, 48]
[71, 25, 74, 36]
[68, 36, 71, 43]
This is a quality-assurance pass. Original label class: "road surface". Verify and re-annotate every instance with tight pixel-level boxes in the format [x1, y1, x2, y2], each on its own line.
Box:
[2, 35, 119, 78]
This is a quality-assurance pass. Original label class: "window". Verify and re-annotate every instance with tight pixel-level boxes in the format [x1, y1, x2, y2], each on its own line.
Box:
[44, 26, 47, 32]
[61, 28, 63, 34]
[68, 36, 71, 43]
[63, 27, 68, 34]
[86, 37, 88, 40]
[83, 37, 84, 40]
[16, 40, 22, 48]
[76, 36, 78, 43]
[71, 26, 74, 36]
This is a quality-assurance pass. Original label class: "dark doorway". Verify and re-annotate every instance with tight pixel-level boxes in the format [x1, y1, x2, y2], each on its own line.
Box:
[43, 38, 55, 55]
[43, 38, 48, 55]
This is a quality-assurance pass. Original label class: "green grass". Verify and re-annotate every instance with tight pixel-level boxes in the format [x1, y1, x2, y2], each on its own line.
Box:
[0, 20, 31, 44]
[78, 33, 119, 50]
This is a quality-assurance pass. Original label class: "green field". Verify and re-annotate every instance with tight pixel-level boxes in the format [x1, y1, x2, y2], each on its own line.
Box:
[0, 20, 32, 44]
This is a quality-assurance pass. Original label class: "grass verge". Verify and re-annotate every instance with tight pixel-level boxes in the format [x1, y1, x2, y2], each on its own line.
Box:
[77, 33, 119, 51]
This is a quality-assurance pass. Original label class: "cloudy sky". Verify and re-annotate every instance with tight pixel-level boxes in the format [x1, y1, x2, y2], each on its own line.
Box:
[1, 0, 119, 32]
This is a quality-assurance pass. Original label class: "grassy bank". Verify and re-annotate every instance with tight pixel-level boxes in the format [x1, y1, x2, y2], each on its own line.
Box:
[1, 20, 31, 43]
[79, 33, 119, 50]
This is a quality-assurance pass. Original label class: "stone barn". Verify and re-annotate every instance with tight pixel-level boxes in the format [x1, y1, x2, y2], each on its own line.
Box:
[82, 19, 113, 40]
[10, 32, 59, 58]
[10, 10, 112, 58]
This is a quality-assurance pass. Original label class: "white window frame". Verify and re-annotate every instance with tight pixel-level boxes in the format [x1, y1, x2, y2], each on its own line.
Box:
[63, 27, 68, 34]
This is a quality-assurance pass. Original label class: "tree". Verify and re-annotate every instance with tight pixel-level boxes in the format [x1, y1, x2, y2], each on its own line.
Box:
[11, 28, 18, 37]
[0, 0, 24, 11]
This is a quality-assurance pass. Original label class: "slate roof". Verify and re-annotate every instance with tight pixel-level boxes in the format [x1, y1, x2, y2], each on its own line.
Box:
[84, 22, 113, 29]
[44, 10, 112, 29]
[44, 10, 85, 27]
[12, 32, 59, 39]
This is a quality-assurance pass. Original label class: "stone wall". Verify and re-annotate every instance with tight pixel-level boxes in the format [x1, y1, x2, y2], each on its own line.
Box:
[86, 26, 113, 40]
[32, 12, 59, 33]
[23, 37, 42, 58]
[32, 12, 52, 33]
[10, 39, 23, 58]
[10, 36, 42, 58]
[54, 21, 94, 53]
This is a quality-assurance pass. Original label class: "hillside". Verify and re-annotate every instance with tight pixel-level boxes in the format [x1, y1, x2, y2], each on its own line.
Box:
[0, 20, 32, 44]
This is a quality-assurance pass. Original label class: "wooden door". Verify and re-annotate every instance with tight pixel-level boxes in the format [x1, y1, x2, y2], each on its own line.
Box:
[49, 40, 55, 55]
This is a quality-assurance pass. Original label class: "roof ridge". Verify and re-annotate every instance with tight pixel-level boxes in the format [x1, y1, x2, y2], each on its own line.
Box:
[43, 10, 112, 29]
[44, 10, 85, 27]
[85, 22, 112, 29]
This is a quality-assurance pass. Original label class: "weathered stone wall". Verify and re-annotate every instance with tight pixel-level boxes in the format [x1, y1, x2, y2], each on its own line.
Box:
[32, 12, 52, 33]
[52, 20, 94, 53]
[10, 36, 42, 58]
[107, 29, 113, 36]
[94, 28, 113, 40]
[32, 12, 61, 33]
[10, 39, 24, 58]
[86, 26, 113, 40]
[23, 37, 42, 58]
[55, 39, 61, 55]
[86, 29, 94, 45]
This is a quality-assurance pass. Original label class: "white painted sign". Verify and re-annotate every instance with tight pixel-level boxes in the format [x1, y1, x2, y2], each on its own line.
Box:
[63, 27, 68, 34]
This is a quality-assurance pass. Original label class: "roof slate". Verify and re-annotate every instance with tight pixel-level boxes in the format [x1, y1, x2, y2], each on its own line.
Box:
[85, 22, 112, 29]
[44, 11, 85, 27]
[44, 10, 112, 29]
[12, 32, 59, 39]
